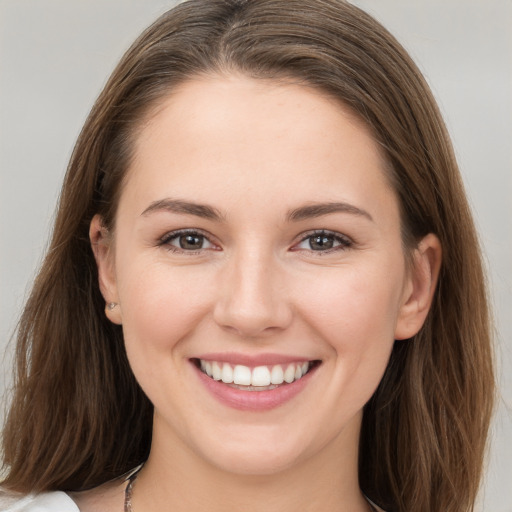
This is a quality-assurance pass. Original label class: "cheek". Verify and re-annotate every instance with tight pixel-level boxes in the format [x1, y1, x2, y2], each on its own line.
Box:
[295, 265, 403, 420]
[115, 259, 214, 355]
[295, 262, 405, 348]
[115, 263, 217, 407]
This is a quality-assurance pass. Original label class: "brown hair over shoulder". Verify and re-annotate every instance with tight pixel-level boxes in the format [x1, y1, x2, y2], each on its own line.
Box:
[2, 2, 494, 511]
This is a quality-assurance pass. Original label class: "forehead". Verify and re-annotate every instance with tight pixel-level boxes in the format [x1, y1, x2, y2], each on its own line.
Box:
[121, 74, 397, 222]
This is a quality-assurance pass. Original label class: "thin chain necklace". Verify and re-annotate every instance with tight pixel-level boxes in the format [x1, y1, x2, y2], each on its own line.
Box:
[124, 471, 136, 512]
[123, 470, 379, 512]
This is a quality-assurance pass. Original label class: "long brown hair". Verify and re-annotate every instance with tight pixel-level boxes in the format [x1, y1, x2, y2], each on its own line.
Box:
[2, 1, 494, 510]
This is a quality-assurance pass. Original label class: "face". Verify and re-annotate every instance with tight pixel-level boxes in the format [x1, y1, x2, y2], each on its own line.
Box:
[92, 75, 436, 477]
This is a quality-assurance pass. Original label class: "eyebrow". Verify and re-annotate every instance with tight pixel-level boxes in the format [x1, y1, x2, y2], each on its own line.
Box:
[286, 202, 373, 222]
[141, 198, 224, 221]
[141, 198, 373, 223]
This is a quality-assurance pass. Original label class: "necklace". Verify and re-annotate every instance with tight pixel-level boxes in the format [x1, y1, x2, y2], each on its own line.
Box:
[123, 470, 379, 512]
[124, 465, 142, 512]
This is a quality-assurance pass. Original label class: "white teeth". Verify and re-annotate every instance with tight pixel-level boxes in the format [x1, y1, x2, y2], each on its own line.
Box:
[212, 362, 222, 381]
[251, 366, 271, 387]
[270, 365, 284, 385]
[199, 360, 314, 387]
[283, 364, 296, 383]
[221, 363, 233, 383]
[233, 365, 252, 385]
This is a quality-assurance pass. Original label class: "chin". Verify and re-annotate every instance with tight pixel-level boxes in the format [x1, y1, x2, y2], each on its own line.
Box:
[189, 423, 317, 477]
[207, 447, 303, 477]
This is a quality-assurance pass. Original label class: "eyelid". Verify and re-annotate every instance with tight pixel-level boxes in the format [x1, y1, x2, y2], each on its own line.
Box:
[158, 228, 220, 252]
[291, 229, 353, 253]
[157, 228, 352, 254]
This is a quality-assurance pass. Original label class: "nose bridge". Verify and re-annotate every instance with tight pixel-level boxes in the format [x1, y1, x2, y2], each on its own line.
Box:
[213, 243, 291, 336]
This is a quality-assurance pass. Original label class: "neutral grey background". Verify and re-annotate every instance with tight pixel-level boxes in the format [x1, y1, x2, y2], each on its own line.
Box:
[1, 1, 510, 510]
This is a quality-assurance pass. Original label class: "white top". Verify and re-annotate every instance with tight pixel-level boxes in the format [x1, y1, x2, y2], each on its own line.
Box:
[0, 492, 79, 512]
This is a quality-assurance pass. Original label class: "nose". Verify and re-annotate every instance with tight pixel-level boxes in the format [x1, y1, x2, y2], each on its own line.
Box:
[213, 248, 293, 338]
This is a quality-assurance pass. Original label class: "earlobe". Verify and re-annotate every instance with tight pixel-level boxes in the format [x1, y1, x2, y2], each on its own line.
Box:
[89, 214, 122, 325]
[394, 233, 442, 340]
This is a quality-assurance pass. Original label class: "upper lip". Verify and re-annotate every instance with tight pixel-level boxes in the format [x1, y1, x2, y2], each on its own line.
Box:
[192, 352, 318, 367]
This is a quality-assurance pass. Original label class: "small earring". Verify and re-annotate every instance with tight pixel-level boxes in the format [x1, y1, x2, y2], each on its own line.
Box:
[107, 302, 118, 310]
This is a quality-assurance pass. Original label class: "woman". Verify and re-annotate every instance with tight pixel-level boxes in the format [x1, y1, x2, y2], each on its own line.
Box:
[0, 1, 494, 511]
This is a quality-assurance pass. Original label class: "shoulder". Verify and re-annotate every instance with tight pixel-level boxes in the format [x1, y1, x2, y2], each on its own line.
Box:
[0, 491, 79, 512]
[0, 467, 135, 512]
[67, 478, 126, 512]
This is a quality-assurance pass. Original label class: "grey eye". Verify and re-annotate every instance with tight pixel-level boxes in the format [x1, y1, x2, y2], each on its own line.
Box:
[178, 234, 205, 250]
[308, 234, 335, 251]
[164, 231, 215, 251]
[294, 231, 351, 252]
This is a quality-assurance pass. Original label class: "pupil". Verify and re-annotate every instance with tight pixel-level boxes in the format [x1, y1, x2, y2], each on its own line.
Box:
[310, 235, 333, 250]
[180, 234, 203, 250]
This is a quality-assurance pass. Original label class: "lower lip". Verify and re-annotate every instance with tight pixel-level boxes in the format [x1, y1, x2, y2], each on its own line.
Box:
[192, 362, 318, 411]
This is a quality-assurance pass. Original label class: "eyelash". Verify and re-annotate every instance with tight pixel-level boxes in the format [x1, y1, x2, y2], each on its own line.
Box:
[158, 228, 218, 254]
[158, 229, 353, 254]
[293, 230, 353, 254]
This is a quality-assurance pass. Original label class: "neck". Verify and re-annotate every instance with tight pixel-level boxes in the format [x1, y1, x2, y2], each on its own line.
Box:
[133, 413, 371, 512]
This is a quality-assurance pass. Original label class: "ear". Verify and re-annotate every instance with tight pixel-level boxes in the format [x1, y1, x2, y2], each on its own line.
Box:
[394, 233, 442, 340]
[89, 214, 122, 325]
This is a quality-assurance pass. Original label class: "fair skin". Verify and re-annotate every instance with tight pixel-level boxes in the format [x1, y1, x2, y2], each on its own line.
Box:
[80, 75, 441, 512]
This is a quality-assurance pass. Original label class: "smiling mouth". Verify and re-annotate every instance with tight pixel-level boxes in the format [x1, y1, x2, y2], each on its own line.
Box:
[192, 359, 321, 391]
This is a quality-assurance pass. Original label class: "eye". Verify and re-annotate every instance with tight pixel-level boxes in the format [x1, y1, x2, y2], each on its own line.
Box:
[294, 230, 352, 252]
[160, 229, 217, 252]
